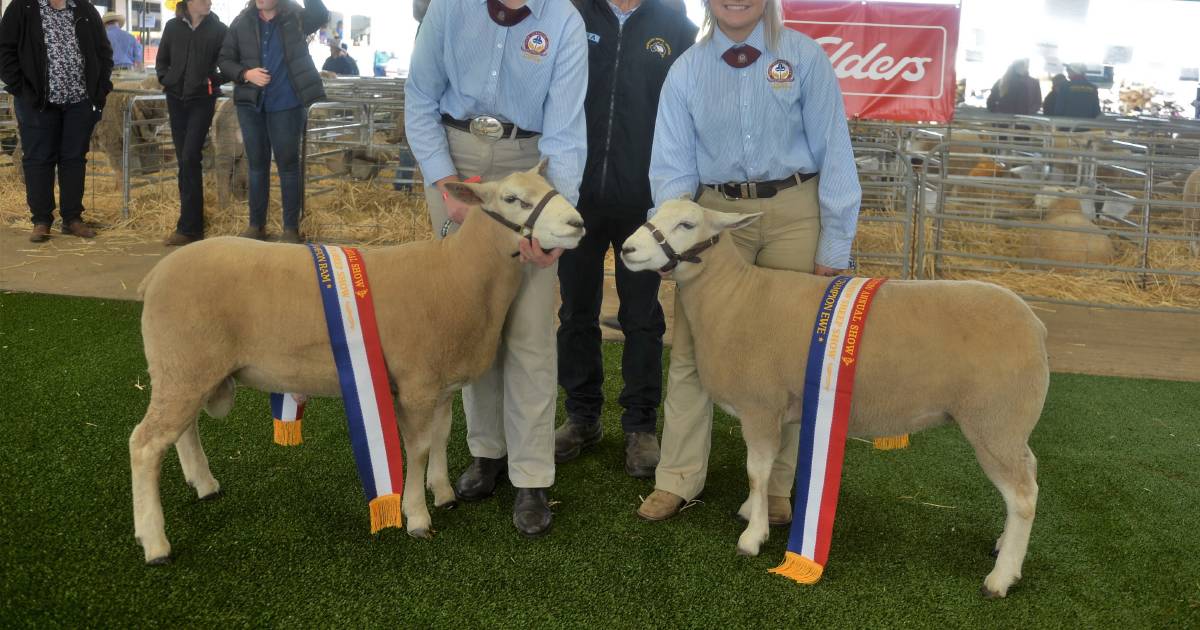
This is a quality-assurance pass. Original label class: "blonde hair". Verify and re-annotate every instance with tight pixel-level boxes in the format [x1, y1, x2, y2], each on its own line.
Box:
[699, 0, 784, 53]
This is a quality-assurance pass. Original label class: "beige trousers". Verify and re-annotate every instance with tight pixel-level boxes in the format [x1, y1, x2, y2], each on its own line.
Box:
[424, 127, 557, 488]
[655, 178, 822, 501]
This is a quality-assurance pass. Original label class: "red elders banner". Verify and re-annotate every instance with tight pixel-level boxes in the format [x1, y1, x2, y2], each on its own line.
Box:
[782, 1, 961, 123]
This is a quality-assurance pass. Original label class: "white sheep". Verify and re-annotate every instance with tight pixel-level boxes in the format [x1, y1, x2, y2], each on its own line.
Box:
[130, 163, 584, 564]
[620, 199, 1049, 598]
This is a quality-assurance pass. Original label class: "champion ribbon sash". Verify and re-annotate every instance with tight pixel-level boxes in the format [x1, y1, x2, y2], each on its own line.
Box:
[272, 244, 405, 533]
[271, 393, 307, 446]
[770, 276, 886, 584]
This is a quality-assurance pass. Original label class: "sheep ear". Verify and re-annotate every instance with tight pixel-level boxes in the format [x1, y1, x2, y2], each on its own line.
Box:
[714, 212, 763, 231]
[529, 158, 550, 177]
[443, 181, 495, 206]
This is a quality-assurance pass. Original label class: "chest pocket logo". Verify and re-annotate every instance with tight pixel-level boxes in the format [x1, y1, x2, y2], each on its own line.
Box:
[646, 37, 671, 59]
[767, 59, 795, 84]
[523, 31, 550, 57]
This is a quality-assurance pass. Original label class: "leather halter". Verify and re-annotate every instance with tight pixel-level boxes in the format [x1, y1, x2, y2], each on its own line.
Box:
[643, 221, 720, 273]
[482, 189, 560, 256]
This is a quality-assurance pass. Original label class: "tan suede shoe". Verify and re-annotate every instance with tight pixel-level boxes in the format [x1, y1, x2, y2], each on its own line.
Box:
[637, 489, 685, 522]
[735, 495, 793, 527]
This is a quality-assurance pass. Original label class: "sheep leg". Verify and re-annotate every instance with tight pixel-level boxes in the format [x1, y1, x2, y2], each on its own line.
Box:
[175, 421, 221, 500]
[972, 440, 1039, 598]
[396, 400, 434, 539]
[736, 412, 782, 557]
[426, 398, 457, 509]
[130, 392, 204, 564]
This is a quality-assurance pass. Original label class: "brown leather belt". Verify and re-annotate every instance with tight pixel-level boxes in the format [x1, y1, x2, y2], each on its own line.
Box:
[706, 171, 818, 200]
[441, 113, 539, 140]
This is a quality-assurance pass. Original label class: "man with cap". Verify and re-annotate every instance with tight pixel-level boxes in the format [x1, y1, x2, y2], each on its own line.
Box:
[103, 11, 143, 71]
[404, 0, 588, 537]
[1049, 63, 1102, 119]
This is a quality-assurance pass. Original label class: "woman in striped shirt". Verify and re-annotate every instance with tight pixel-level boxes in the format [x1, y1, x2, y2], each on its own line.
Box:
[637, 0, 861, 525]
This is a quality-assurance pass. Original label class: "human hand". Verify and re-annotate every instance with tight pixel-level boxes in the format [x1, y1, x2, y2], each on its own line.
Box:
[244, 68, 271, 87]
[813, 264, 842, 277]
[518, 238, 563, 268]
[436, 176, 473, 224]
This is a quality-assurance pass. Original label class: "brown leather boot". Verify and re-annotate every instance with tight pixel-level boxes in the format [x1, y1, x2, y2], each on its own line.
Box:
[239, 225, 267, 240]
[163, 232, 200, 246]
[637, 489, 685, 522]
[29, 224, 51, 242]
[62, 220, 96, 238]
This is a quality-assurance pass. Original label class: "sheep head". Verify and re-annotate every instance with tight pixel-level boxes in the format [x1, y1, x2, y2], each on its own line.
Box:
[442, 160, 586, 251]
[620, 199, 761, 274]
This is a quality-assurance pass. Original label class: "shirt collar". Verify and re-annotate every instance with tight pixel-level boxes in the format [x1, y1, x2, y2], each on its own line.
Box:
[711, 19, 766, 53]
[479, 0, 545, 20]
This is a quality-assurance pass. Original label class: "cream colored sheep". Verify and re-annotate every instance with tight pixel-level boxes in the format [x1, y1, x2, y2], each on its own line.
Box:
[620, 200, 1048, 598]
[130, 163, 584, 564]
[1023, 195, 1116, 268]
[210, 98, 248, 205]
[1184, 168, 1200, 256]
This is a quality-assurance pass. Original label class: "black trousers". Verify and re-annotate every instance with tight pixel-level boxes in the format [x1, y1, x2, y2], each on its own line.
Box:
[557, 209, 665, 433]
[166, 95, 217, 237]
[13, 98, 97, 227]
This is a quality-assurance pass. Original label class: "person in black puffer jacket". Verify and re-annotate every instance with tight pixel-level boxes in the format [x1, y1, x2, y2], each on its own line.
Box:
[0, 0, 113, 242]
[157, 0, 228, 246]
[218, 0, 328, 243]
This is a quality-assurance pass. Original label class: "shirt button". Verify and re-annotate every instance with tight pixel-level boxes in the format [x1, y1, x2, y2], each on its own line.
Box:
[497, 44, 503, 48]
[491, 71, 498, 77]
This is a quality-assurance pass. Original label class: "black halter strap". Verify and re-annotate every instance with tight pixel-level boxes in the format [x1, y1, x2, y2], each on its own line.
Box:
[481, 189, 561, 257]
[644, 220, 720, 273]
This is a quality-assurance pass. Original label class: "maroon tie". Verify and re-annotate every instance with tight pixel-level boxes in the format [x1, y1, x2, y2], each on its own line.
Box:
[487, 0, 531, 27]
[722, 44, 761, 69]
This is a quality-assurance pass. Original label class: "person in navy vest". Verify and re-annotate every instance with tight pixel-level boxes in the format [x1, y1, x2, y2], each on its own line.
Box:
[635, 0, 861, 524]
[553, 0, 696, 480]
[1046, 63, 1101, 119]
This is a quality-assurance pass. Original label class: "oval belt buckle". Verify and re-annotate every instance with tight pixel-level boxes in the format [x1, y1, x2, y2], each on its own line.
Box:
[470, 115, 505, 142]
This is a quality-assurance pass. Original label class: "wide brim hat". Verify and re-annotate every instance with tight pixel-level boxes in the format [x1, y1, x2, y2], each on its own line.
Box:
[102, 12, 125, 26]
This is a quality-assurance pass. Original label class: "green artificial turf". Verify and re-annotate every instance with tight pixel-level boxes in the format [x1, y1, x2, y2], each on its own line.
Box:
[1, 292, 1197, 627]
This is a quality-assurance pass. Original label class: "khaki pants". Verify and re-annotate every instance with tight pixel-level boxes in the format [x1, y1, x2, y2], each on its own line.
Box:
[655, 178, 822, 501]
[424, 127, 557, 488]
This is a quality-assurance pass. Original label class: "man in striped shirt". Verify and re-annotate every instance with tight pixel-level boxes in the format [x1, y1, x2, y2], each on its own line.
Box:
[404, 0, 588, 537]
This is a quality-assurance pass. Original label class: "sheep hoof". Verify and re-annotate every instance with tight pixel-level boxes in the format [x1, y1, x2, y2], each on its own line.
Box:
[435, 500, 459, 511]
[735, 546, 758, 557]
[199, 488, 224, 501]
[407, 528, 433, 540]
[146, 555, 172, 566]
[979, 583, 1006, 599]
[990, 546, 1000, 558]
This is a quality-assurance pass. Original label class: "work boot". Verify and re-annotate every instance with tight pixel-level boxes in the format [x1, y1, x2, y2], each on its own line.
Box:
[454, 456, 507, 501]
[163, 232, 200, 246]
[734, 495, 793, 527]
[624, 432, 659, 479]
[62, 219, 96, 238]
[239, 225, 267, 240]
[553, 418, 602, 463]
[29, 224, 51, 243]
[637, 489, 685, 522]
[280, 228, 304, 244]
[512, 487, 552, 537]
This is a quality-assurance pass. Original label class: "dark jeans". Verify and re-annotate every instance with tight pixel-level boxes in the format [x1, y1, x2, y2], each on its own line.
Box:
[236, 105, 306, 230]
[557, 209, 665, 434]
[166, 95, 216, 237]
[13, 98, 98, 227]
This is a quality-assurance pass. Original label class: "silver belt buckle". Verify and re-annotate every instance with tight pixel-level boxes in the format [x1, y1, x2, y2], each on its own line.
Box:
[469, 115, 505, 142]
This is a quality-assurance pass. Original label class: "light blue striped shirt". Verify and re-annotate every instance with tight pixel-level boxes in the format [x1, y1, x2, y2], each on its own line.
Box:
[607, 1, 638, 26]
[649, 21, 861, 268]
[403, 0, 589, 205]
[106, 25, 143, 68]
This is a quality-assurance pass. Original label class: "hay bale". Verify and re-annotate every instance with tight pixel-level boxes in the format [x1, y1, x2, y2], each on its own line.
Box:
[1184, 168, 1200, 255]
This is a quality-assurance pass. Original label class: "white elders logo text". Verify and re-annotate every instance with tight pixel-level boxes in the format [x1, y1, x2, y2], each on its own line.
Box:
[786, 20, 947, 100]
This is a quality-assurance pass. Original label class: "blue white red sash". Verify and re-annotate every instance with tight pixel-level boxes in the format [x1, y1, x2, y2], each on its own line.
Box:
[271, 392, 307, 446]
[271, 244, 406, 534]
[771, 276, 886, 584]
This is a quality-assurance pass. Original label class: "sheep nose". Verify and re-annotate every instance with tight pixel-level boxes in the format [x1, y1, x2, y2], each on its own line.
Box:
[621, 246, 636, 255]
[566, 219, 584, 229]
